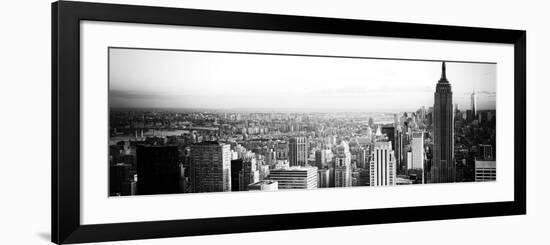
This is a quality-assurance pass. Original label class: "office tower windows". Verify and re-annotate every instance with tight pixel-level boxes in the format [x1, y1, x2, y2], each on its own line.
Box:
[268, 167, 318, 189]
[190, 141, 231, 193]
[475, 160, 496, 182]
[289, 137, 308, 166]
[430, 62, 456, 183]
[369, 141, 396, 186]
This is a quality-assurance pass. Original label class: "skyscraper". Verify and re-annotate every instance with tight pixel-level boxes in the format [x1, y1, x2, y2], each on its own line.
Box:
[317, 168, 330, 188]
[136, 145, 180, 195]
[230, 159, 243, 192]
[334, 141, 352, 187]
[410, 131, 425, 183]
[369, 141, 396, 186]
[239, 159, 260, 191]
[382, 126, 396, 151]
[289, 137, 307, 166]
[471, 89, 477, 117]
[430, 62, 456, 183]
[410, 131, 425, 170]
[190, 141, 232, 193]
[479, 144, 494, 161]
[315, 150, 325, 168]
[395, 127, 405, 174]
[109, 163, 134, 196]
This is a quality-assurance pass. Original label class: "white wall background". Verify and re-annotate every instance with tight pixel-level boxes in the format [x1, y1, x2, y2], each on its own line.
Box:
[0, 0, 546, 244]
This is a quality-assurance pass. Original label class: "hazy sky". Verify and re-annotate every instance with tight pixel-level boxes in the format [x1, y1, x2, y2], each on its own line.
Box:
[109, 48, 496, 112]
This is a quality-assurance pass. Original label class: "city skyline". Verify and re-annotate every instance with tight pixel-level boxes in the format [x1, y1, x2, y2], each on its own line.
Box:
[109, 48, 496, 113]
[108, 49, 497, 197]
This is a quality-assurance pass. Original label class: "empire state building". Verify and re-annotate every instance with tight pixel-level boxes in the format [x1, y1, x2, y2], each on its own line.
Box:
[430, 62, 455, 183]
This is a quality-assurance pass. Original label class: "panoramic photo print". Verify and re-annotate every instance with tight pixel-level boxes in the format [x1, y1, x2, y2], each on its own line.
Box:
[108, 47, 497, 196]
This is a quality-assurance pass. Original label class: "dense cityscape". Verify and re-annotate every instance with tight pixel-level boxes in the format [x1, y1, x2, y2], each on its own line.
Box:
[108, 62, 496, 196]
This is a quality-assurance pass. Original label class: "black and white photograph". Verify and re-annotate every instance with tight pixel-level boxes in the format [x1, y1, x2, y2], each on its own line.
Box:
[2, 0, 544, 243]
[108, 47, 497, 196]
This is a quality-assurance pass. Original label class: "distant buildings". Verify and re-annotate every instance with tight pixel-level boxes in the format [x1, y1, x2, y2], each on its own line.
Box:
[356, 147, 369, 169]
[430, 62, 456, 183]
[239, 159, 260, 191]
[395, 127, 404, 174]
[381, 126, 396, 152]
[410, 131, 425, 170]
[334, 141, 352, 187]
[136, 145, 181, 195]
[289, 137, 308, 167]
[315, 150, 325, 168]
[475, 160, 496, 182]
[230, 159, 243, 192]
[315, 149, 332, 168]
[108, 60, 496, 196]
[479, 144, 494, 161]
[369, 141, 396, 186]
[268, 167, 318, 189]
[317, 168, 330, 188]
[109, 163, 135, 196]
[471, 89, 477, 117]
[275, 142, 289, 160]
[190, 141, 231, 193]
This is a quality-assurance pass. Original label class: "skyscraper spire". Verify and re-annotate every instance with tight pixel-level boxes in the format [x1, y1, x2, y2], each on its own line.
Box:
[431, 61, 455, 183]
[439, 61, 448, 83]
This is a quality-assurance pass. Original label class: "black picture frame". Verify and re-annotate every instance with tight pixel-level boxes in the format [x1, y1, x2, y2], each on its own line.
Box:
[52, 1, 526, 244]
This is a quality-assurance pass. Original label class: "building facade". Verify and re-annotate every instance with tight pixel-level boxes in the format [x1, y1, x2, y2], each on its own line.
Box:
[136, 145, 181, 195]
[288, 137, 308, 166]
[317, 168, 330, 188]
[369, 141, 396, 186]
[430, 62, 456, 183]
[239, 159, 260, 191]
[334, 141, 352, 187]
[475, 160, 496, 182]
[410, 131, 425, 170]
[268, 167, 318, 189]
[471, 89, 477, 117]
[190, 141, 231, 193]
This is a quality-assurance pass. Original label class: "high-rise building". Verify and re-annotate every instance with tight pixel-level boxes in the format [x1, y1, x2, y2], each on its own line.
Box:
[334, 141, 352, 187]
[471, 89, 477, 117]
[369, 141, 396, 186]
[239, 159, 260, 191]
[411, 131, 425, 183]
[317, 168, 330, 188]
[382, 126, 396, 151]
[230, 159, 243, 192]
[136, 145, 180, 195]
[479, 144, 494, 161]
[190, 141, 231, 193]
[289, 137, 308, 166]
[268, 167, 318, 189]
[475, 160, 496, 182]
[109, 163, 134, 196]
[430, 62, 456, 183]
[395, 127, 405, 174]
[315, 150, 325, 168]
[275, 142, 289, 160]
[410, 131, 425, 170]
[356, 147, 369, 169]
[258, 164, 270, 181]
[406, 151, 413, 169]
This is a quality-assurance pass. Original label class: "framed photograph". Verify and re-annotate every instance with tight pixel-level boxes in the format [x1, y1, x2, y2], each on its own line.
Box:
[52, 1, 526, 244]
